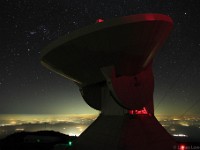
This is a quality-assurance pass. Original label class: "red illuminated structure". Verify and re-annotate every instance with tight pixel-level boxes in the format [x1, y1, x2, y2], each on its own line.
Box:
[96, 18, 104, 23]
[128, 107, 148, 115]
[41, 14, 177, 150]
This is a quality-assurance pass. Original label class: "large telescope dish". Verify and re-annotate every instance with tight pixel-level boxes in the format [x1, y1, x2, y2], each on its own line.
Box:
[41, 13, 173, 87]
[41, 14, 176, 149]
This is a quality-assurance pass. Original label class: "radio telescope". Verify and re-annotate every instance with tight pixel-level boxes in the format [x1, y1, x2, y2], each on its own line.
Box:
[41, 14, 176, 150]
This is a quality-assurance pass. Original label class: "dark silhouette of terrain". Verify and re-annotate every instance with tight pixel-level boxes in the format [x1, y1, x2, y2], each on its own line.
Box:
[0, 130, 77, 150]
[0, 130, 199, 150]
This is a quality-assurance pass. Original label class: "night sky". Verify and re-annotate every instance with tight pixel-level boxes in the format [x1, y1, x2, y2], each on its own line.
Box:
[1, 0, 200, 115]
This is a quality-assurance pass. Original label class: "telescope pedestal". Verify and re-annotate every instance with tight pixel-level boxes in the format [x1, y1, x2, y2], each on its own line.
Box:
[73, 87, 176, 150]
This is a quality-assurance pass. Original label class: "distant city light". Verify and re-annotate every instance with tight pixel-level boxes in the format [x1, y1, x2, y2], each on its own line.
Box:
[15, 128, 24, 131]
[161, 124, 169, 127]
[173, 118, 180, 121]
[56, 119, 67, 122]
[179, 122, 190, 127]
[69, 133, 79, 136]
[170, 128, 176, 131]
[173, 134, 188, 137]
[10, 121, 17, 125]
[76, 126, 83, 132]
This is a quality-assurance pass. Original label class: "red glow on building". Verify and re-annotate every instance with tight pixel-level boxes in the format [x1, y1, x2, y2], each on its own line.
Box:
[96, 18, 104, 23]
[128, 107, 148, 115]
[129, 110, 134, 115]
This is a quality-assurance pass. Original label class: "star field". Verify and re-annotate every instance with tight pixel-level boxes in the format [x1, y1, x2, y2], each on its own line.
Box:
[1, 0, 200, 115]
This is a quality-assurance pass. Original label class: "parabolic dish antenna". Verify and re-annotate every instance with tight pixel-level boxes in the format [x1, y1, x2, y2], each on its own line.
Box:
[41, 14, 176, 150]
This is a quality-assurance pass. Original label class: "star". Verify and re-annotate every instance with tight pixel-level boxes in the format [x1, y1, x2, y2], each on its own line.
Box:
[30, 31, 37, 35]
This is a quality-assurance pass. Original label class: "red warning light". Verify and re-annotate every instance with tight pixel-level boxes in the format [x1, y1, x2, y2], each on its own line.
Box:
[96, 18, 104, 23]
[128, 107, 148, 115]
[180, 144, 185, 150]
